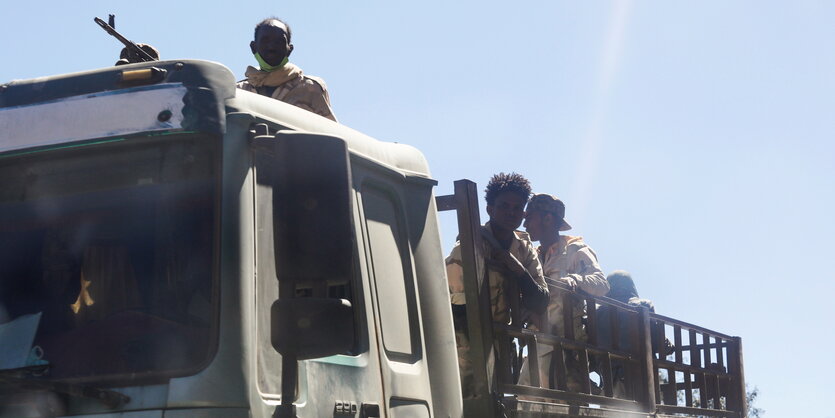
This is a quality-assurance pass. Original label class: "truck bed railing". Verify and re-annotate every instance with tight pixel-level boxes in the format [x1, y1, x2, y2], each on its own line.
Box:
[495, 290, 747, 417]
[650, 313, 747, 417]
[436, 179, 746, 418]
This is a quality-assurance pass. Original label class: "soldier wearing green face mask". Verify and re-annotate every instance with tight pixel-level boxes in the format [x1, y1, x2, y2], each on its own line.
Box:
[237, 18, 337, 121]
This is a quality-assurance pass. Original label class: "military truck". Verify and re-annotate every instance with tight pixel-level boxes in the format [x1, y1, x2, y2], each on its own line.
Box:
[0, 59, 747, 418]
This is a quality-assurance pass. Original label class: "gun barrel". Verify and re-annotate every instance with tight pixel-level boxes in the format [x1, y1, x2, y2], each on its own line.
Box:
[93, 17, 156, 62]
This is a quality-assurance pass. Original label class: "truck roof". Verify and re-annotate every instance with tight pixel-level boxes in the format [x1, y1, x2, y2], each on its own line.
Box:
[0, 59, 433, 180]
[229, 89, 433, 180]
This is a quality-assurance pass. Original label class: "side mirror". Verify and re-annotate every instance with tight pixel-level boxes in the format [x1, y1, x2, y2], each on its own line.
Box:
[271, 298, 355, 360]
[252, 130, 357, 358]
[254, 130, 354, 286]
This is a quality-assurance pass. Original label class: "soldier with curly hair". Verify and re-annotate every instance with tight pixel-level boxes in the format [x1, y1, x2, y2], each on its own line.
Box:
[445, 172, 549, 398]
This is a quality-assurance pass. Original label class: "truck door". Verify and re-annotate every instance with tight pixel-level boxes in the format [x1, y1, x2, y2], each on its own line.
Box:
[354, 162, 434, 418]
[253, 131, 386, 418]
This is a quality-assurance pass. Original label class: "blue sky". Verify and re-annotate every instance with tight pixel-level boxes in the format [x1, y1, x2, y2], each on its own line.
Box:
[3, 1, 834, 416]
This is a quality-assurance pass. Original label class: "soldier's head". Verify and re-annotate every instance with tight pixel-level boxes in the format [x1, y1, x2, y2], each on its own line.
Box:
[523, 193, 571, 242]
[250, 18, 294, 69]
[484, 172, 531, 233]
[115, 44, 160, 66]
[606, 270, 640, 303]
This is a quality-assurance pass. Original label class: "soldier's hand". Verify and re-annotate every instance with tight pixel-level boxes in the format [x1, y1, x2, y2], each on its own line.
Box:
[557, 276, 577, 292]
[489, 248, 526, 276]
[627, 297, 655, 311]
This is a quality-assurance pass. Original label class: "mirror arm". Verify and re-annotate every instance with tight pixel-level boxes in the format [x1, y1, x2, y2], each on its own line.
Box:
[273, 355, 298, 418]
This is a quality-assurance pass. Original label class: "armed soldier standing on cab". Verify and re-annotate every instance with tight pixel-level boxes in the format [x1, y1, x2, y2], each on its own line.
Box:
[237, 18, 337, 121]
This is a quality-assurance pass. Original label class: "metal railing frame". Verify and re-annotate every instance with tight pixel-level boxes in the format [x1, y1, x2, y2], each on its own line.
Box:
[436, 179, 747, 418]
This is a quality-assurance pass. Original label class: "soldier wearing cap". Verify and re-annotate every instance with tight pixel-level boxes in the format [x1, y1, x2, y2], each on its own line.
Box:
[518, 193, 608, 392]
[237, 18, 337, 121]
[445, 173, 549, 398]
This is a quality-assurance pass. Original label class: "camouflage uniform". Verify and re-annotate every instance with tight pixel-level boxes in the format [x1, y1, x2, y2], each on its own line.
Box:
[446, 223, 546, 398]
[237, 63, 337, 121]
[540, 235, 608, 338]
[532, 235, 608, 390]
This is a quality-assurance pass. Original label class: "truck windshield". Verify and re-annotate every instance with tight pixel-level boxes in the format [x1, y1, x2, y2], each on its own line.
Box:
[0, 135, 218, 383]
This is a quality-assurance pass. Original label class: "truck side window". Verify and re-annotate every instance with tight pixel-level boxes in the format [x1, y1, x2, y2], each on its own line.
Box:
[362, 184, 421, 362]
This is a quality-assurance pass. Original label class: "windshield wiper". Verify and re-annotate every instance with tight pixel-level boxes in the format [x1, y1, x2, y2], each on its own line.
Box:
[0, 365, 130, 409]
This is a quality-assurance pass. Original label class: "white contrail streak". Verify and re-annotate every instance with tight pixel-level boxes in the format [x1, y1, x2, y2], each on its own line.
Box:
[570, 1, 633, 225]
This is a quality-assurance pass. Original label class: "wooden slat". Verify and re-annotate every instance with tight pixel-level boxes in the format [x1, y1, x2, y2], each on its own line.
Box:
[712, 373, 722, 410]
[528, 334, 541, 388]
[656, 404, 739, 417]
[579, 349, 592, 394]
[677, 341, 731, 351]
[498, 334, 513, 384]
[674, 325, 683, 364]
[496, 325, 635, 361]
[504, 276, 521, 384]
[652, 319, 667, 359]
[650, 312, 735, 340]
[586, 296, 598, 346]
[434, 194, 456, 211]
[699, 372, 708, 410]
[655, 359, 733, 377]
[728, 337, 748, 415]
[689, 329, 699, 368]
[703, 333, 713, 371]
[562, 291, 575, 341]
[705, 373, 716, 409]
[610, 304, 621, 352]
[600, 353, 614, 398]
[637, 307, 657, 413]
[503, 383, 643, 410]
[661, 368, 676, 405]
[625, 361, 637, 401]
[684, 371, 694, 407]
[553, 344, 568, 391]
[512, 399, 651, 418]
[716, 337, 726, 371]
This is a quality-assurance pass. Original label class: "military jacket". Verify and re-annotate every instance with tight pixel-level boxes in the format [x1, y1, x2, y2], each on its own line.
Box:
[541, 235, 608, 338]
[237, 63, 337, 121]
[446, 223, 545, 324]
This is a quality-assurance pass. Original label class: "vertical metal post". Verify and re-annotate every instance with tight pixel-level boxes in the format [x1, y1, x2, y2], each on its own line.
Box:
[684, 367, 694, 407]
[728, 336, 748, 416]
[436, 179, 496, 417]
[586, 296, 598, 346]
[701, 333, 712, 408]
[637, 306, 657, 414]
[689, 329, 700, 368]
[674, 325, 682, 365]
[610, 304, 621, 352]
[528, 335, 541, 388]
[600, 353, 614, 398]
[661, 367, 675, 406]
[562, 291, 575, 340]
[703, 333, 712, 372]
